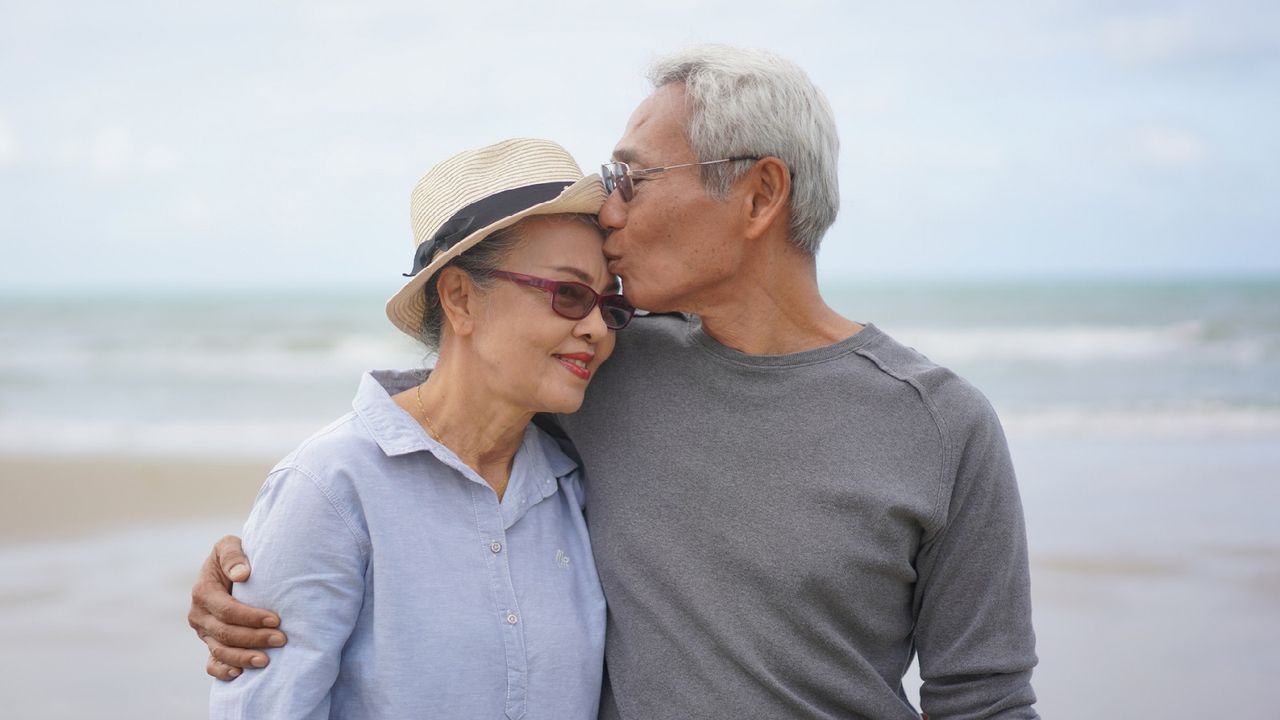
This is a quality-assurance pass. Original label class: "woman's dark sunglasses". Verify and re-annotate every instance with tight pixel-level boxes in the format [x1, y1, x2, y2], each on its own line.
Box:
[487, 270, 635, 330]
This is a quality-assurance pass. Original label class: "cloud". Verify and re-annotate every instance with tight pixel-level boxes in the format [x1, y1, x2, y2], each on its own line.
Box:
[1098, 4, 1280, 68]
[1132, 126, 1208, 169]
[171, 192, 212, 229]
[3, 1, 1275, 288]
[58, 127, 180, 177]
[1101, 9, 1199, 65]
[0, 116, 17, 165]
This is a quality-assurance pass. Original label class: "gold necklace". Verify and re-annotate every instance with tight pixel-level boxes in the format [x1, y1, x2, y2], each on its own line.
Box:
[414, 382, 444, 443]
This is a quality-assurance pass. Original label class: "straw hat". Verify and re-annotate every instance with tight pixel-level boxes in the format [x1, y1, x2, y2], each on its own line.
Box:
[385, 138, 606, 338]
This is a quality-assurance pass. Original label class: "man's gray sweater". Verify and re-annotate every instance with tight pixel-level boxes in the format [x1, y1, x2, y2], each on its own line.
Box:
[557, 314, 1038, 719]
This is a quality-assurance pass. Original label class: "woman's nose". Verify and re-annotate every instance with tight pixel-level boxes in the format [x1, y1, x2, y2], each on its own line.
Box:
[574, 304, 611, 342]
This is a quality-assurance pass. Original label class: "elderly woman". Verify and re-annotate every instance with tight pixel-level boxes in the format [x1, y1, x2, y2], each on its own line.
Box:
[207, 138, 633, 719]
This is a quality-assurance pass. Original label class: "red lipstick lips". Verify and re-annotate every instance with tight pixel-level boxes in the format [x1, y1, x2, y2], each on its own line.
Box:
[554, 352, 594, 380]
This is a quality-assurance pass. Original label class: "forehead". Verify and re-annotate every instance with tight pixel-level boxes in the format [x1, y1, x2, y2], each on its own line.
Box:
[501, 212, 606, 260]
[508, 214, 603, 250]
[502, 216, 613, 284]
[611, 84, 693, 166]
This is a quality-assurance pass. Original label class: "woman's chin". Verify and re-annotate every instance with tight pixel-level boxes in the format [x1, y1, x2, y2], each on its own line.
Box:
[536, 384, 587, 415]
[543, 396, 585, 415]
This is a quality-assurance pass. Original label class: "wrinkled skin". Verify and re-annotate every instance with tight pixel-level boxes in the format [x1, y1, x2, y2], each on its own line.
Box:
[188, 535, 283, 678]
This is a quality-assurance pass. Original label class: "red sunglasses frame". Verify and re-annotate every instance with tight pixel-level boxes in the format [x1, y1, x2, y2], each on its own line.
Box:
[486, 270, 635, 330]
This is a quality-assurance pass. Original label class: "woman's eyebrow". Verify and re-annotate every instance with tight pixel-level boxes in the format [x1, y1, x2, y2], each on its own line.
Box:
[550, 266, 620, 293]
[549, 266, 596, 284]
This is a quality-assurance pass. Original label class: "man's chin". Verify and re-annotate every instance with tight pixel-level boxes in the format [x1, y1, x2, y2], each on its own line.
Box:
[618, 278, 685, 315]
[624, 292, 674, 315]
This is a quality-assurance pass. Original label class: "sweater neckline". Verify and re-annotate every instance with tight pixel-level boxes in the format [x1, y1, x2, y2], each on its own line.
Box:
[686, 316, 882, 369]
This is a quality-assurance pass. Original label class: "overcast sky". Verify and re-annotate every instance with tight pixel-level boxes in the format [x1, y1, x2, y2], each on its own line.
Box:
[2, 0, 1276, 291]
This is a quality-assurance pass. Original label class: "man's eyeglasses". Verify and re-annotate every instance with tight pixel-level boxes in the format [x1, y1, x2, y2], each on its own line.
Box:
[487, 270, 635, 330]
[600, 157, 759, 202]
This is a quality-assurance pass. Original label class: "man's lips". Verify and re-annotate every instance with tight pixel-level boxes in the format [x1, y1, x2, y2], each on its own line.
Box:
[554, 352, 594, 380]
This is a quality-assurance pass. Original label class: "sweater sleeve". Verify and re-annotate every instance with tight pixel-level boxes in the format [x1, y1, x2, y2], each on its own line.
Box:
[209, 465, 369, 720]
[912, 389, 1039, 719]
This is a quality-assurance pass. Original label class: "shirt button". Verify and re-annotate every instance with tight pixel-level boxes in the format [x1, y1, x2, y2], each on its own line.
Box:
[506, 613, 519, 625]
[489, 541, 502, 553]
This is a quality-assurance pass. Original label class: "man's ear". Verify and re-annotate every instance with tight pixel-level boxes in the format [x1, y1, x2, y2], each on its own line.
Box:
[741, 156, 791, 242]
[436, 267, 480, 338]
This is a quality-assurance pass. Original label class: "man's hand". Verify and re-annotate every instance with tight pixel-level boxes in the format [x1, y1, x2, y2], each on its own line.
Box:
[188, 535, 287, 680]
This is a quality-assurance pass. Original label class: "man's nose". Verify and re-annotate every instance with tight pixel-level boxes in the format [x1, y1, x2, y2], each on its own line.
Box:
[598, 189, 626, 233]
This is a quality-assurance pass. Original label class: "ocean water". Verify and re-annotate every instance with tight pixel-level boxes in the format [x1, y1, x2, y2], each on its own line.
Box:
[0, 288, 425, 458]
[1, 277, 1277, 458]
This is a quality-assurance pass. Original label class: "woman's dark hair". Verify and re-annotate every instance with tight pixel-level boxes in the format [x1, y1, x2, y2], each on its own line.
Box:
[418, 213, 601, 350]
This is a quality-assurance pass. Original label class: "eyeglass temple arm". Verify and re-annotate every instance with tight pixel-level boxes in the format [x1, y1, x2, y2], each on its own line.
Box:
[631, 157, 759, 178]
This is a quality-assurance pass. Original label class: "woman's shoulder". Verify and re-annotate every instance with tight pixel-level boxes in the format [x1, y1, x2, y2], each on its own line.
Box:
[248, 413, 380, 546]
[276, 410, 372, 466]
[266, 411, 387, 498]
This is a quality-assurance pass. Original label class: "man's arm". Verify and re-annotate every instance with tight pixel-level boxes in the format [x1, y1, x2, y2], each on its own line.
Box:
[189, 536, 287, 679]
[913, 391, 1039, 719]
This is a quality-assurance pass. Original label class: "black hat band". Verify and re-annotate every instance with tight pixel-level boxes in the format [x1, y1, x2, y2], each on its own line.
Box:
[403, 181, 573, 277]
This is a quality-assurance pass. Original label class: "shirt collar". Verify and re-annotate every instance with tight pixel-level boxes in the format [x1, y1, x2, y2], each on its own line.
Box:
[352, 369, 579, 479]
[353, 369, 435, 457]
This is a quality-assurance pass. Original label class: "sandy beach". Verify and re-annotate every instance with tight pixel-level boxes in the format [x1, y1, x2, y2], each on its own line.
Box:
[2, 431, 1277, 719]
[0, 455, 271, 720]
[0, 456, 269, 544]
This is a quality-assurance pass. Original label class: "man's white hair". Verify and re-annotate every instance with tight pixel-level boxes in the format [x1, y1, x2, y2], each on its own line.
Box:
[647, 45, 840, 254]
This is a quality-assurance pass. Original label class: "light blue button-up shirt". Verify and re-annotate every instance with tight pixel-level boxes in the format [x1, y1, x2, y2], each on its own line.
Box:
[209, 370, 606, 720]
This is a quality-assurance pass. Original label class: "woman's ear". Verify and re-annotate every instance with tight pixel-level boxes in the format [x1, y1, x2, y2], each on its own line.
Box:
[436, 267, 480, 338]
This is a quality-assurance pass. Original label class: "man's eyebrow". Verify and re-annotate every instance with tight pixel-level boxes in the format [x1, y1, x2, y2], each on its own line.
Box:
[611, 148, 640, 165]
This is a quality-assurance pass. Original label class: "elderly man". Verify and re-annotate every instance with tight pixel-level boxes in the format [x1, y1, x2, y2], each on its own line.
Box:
[190, 45, 1038, 719]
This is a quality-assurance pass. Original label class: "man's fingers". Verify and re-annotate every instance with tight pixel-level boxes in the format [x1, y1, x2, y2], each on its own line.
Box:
[190, 538, 280, 632]
[214, 535, 252, 583]
[208, 621, 286, 650]
[204, 636, 270, 673]
[191, 602, 286, 649]
[191, 535, 283, 680]
[201, 582, 282, 631]
[206, 655, 236, 676]
[206, 654, 243, 681]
